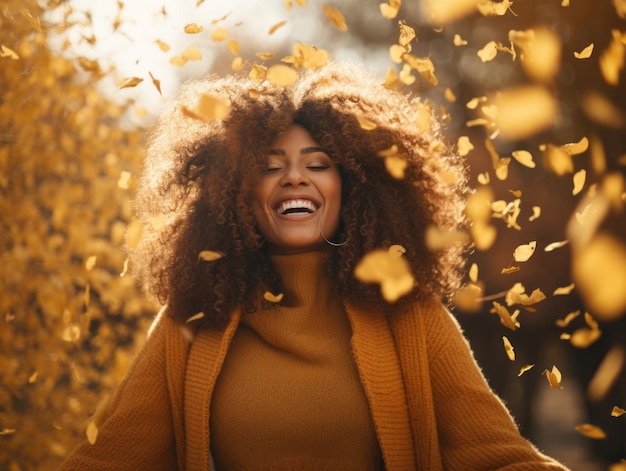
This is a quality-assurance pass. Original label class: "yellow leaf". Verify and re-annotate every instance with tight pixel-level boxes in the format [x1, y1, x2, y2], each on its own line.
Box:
[518, 364, 535, 377]
[574, 423, 607, 439]
[0, 45, 19, 60]
[184, 23, 204, 34]
[182, 46, 202, 61]
[85, 255, 97, 271]
[211, 27, 229, 42]
[425, 225, 469, 250]
[156, 39, 170, 52]
[588, 346, 625, 402]
[86, 421, 98, 445]
[574, 43, 594, 59]
[457, 136, 474, 156]
[186, 312, 205, 323]
[198, 250, 224, 262]
[422, 0, 481, 24]
[512, 150, 536, 168]
[355, 113, 377, 131]
[453, 34, 468, 46]
[119, 76, 143, 89]
[477, 41, 498, 62]
[268, 20, 287, 35]
[555, 310, 580, 327]
[249, 64, 267, 83]
[385, 156, 407, 179]
[380, 0, 401, 19]
[544, 365, 563, 389]
[149, 71, 162, 95]
[398, 21, 416, 47]
[544, 239, 569, 252]
[570, 327, 602, 348]
[611, 406, 625, 417]
[256, 52, 276, 60]
[572, 232, 626, 321]
[322, 5, 348, 31]
[599, 30, 626, 86]
[264, 291, 284, 303]
[573, 169, 586, 196]
[490, 302, 520, 331]
[232, 56, 245, 71]
[614, 0, 626, 18]
[553, 283, 575, 295]
[529, 206, 541, 222]
[228, 39, 241, 55]
[509, 28, 561, 82]
[502, 336, 515, 361]
[477, 0, 513, 16]
[266, 64, 299, 87]
[354, 248, 415, 302]
[513, 241, 537, 262]
[182, 94, 230, 121]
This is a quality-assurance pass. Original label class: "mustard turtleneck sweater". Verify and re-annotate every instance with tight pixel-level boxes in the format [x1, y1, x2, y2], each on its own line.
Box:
[209, 250, 383, 469]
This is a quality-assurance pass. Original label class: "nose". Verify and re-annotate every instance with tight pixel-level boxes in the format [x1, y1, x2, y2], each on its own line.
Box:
[279, 167, 309, 187]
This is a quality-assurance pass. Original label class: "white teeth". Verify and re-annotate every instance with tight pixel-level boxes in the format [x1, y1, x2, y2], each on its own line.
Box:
[277, 199, 318, 214]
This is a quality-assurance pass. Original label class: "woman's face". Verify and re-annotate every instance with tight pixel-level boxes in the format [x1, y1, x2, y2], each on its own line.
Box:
[253, 124, 342, 253]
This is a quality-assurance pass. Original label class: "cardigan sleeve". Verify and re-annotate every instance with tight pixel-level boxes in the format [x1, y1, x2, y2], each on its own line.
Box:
[56, 311, 180, 471]
[424, 303, 570, 470]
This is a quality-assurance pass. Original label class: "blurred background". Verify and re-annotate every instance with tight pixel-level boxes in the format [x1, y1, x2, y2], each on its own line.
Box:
[1, 0, 625, 469]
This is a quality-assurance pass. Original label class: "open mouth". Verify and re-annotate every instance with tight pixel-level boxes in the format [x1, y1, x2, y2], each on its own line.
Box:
[276, 199, 318, 215]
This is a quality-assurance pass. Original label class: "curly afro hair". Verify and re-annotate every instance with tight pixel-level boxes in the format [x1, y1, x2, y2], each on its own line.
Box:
[130, 61, 469, 328]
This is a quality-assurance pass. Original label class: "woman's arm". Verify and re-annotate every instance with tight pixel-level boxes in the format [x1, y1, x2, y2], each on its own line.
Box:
[425, 303, 570, 470]
[57, 312, 181, 471]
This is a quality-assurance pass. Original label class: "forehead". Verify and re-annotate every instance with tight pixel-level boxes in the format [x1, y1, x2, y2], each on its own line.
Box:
[269, 124, 321, 150]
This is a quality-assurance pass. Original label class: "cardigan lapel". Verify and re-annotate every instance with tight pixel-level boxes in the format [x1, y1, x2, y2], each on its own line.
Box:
[389, 301, 443, 470]
[344, 303, 418, 471]
[184, 310, 241, 471]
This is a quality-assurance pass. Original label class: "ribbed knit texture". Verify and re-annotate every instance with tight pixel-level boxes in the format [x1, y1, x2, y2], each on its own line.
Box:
[209, 250, 383, 470]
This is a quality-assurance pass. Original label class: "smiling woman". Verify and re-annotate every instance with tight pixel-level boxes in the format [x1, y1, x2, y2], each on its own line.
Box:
[57, 61, 570, 471]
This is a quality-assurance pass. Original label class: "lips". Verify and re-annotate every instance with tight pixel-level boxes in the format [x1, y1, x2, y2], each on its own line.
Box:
[275, 198, 319, 215]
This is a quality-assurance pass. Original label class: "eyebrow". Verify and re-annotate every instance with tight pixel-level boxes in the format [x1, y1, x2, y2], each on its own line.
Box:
[269, 146, 328, 155]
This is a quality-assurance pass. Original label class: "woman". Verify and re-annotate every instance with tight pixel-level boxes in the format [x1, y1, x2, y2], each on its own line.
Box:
[58, 62, 569, 470]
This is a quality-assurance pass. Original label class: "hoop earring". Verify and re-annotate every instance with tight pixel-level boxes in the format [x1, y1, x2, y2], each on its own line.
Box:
[318, 218, 349, 247]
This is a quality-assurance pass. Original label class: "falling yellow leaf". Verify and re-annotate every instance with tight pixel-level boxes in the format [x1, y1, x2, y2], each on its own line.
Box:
[509, 28, 561, 82]
[477, 0, 513, 16]
[380, 0, 401, 18]
[118, 76, 143, 89]
[266, 64, 299, 87]
[611, 406, 625, 417]
[490, 302, 520, 331]
[574, 43, 594, 59]
[86, 421, 98, 445]
[469, 263, 479, 282]
[573, 169, 586, 196]
[232, 56, 245, 71]
[553, 283, 575, 295]
[149, 71, 162, 95]
[421, 0, 481, 24]
[268, 20, 287, 35]
[355, 114, 377, 131]
[512, 150, 536, 168]
[544, 239, 569, 252]
[513, 241, 537, 262]
[198, 250, 224, 262]
[398, 21, 416, 47]
[182, 94, 230, 122]
[156, 39, 170, 52]
[182, 46, 202, 61]
[529, 206, 541, 222]
[425, 225, 469, 250]
[184, 23, 204, 34]
[599, 29, 626, 86]
[556, 310, 580, 327]
[0, 45, 19, 60]
[322, 5, 348, 31]
[614, 0, 626, 18]
[85, 255, 97, 271]
[572, 232, 626, 321]
[544, 365, 563, 389]
[249, 64, 267, 83]
[453, 34, 468, 46]
[264, 291, 284, 303]
[211, 27, 229, 42]
[518, 364, 535, 377]
[502, 336, 515, 361]
[574, 424, 607, 439]
[570, 327, 602, 348]
[186, 312, 205, 323]
[227, 39, 241, 55]
[354, 247, 415, 302]
[588, 346, 625, 402]
[457, 136, 474, 156]
[488, 86, 558, 140]
[477, 41, 499, 62]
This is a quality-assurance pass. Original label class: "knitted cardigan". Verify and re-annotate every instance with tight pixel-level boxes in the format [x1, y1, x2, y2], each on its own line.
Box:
[58, 299, 570, 471]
